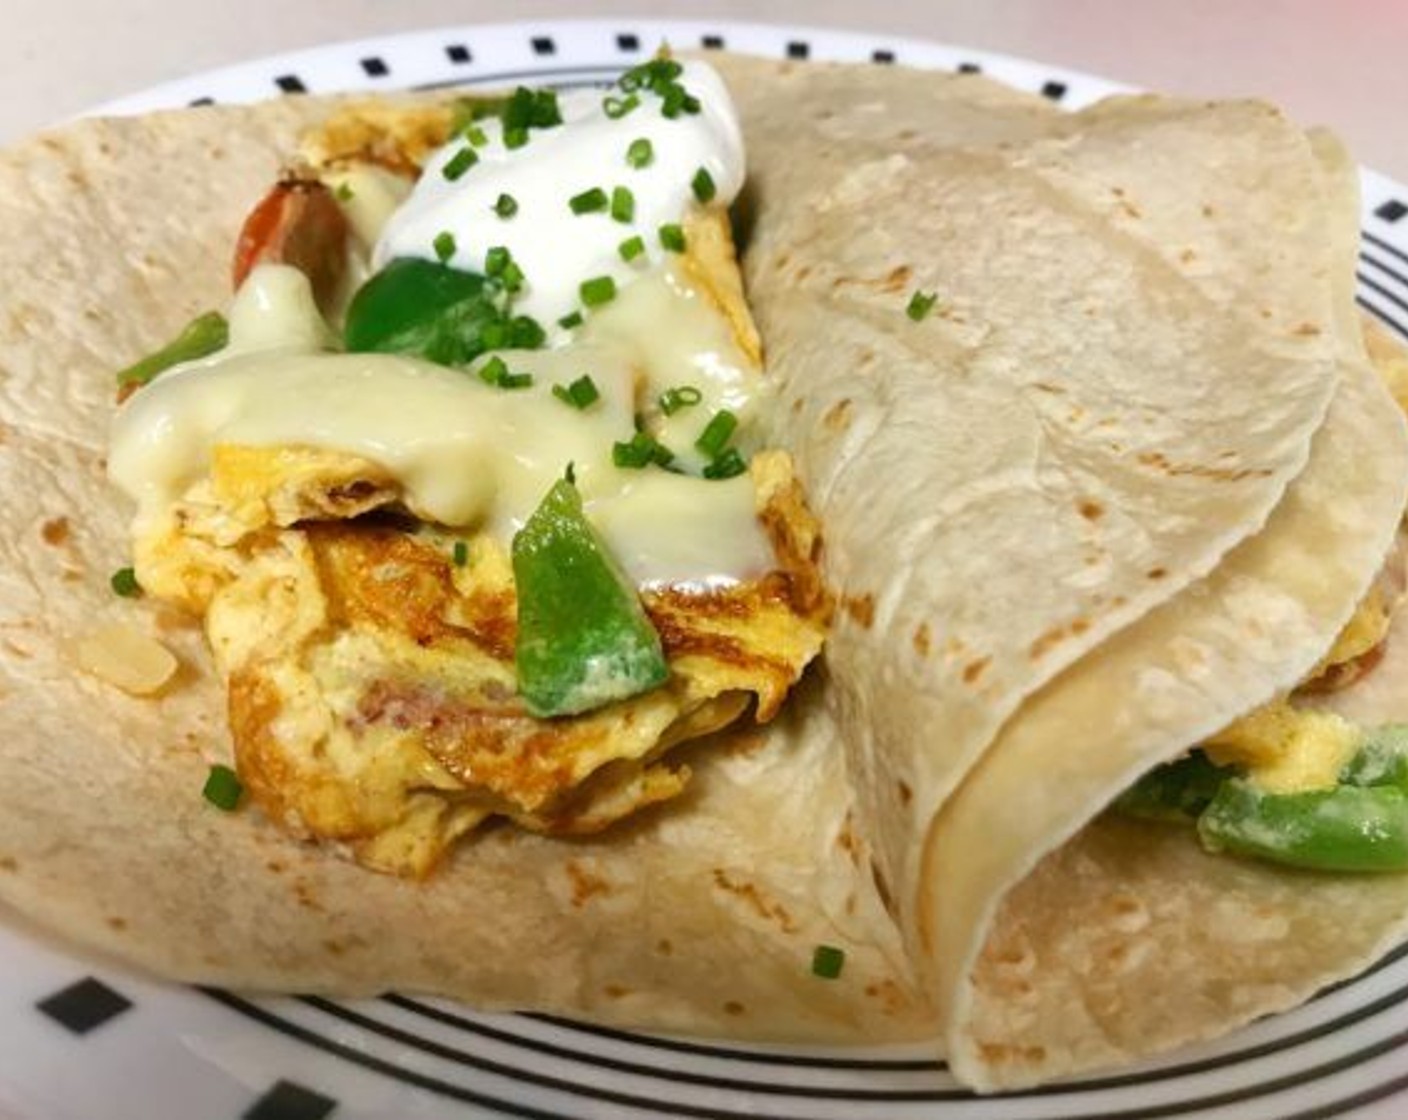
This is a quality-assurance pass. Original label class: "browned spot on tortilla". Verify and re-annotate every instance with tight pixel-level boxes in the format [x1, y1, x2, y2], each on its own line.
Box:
[1202, 203, 1216, 218]
[962, 657, 991, 684]
[106, 916, 127, 931]
[293, 879, 323, 911]
[1292, 322, 1322, 337]
[724, 731, 767, 758]
[897, 779, 913, 805]
[1077, 499, 1104, 521]
[823, 398, 853, 433]
[712, 869, 798, 932]
[774, 251, 791, 269]
[724, 1001, 746, 1016]
[837, 812, 861, 857]
[1137, 450, 1271, 482]
[40, 517, 69, 546]
[978, 1042, 1048, 1065]
[566, 860, 612, 908]
[871, 860, 895, 918]
[1032, 381, 1065, 395]
[1147, 566, 1168, 580]
[844, 593, 875, 629]
[882, 265, 912, 292]
[1259, 307, 1273, 319]
[864, 979, 911, 1015]
[61, 570, 82, 583]
[3, 640, 31, 660]
[912, 622, 932, 657]
[0, 856, 17, 872]
[1179, 248, 1197, 264]
[656, 939, 673, 956]
[1111, 186, 1126, 197]
[323, 939, 347, 957]
[791, 397, 804, 415]
[265, 859, 286, 874]
[604, 984, 631, 999]
[846, 894, 857, 915]
[794, 263, 812, 281]
[1119, 201, 1143, 219]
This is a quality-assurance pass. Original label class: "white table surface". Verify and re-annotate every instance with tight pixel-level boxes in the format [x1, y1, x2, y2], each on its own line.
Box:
[6, 0, 1408, 183]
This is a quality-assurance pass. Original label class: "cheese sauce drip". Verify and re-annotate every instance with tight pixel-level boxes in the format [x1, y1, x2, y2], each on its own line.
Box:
[109, 266, 771, 588]
[375, 61, 745, 331]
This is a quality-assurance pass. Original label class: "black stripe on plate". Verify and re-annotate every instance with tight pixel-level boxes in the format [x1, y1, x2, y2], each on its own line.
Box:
[702, 35, 725, 50]
[304, 996, 972, 1107]
[273, 74, 307, 94]
[187, 96, 215, 107]
[786, 41, 810, 60]
[386, 995, 957, 1096]
[1363, 229, 1408, 271]
[1310, 938, 1408, 1004]
[957, 61, 982, 73]
[1279, 1070, 1408, 1120]
[1356, 295, 1408, 340]
[201, 990, 571, 1120]
[519, 1011, 940, 1070]
[872, 49, 896, 64]
[1358, 270, 1408, 321]
[1360, 245, 1408, 288]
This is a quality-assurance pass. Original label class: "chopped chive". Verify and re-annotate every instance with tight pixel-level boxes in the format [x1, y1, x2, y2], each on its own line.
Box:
[569, 187, 609, 215]
[479, 355, 509, 385]
[612, 431, 671, 469]
[906, 290, 938, 321]
[579, 275, 617, 308]
[658, 385, 702, 415]
[703, 447, 748, 480]
[501, 261, 525, 293]
[565, 461, 576, 484]
[610, 185, 636, 223]
[603, 93, 640, 119]
[500, 371, 534, 390]
[334, 181, 355, 202]
[695, 409, 738, 457]
[485, 246, 510, 277]
[510, 315, 546, 349]
[202, 764, 243, 811]
[558, 310, 584, 330]
[691, 167, 717, 204]
[433, 230, 457, 263]
[618, 235, 647, 262]
[661, 85, 687, 119]
[493, 192, 518, 218]
[626, 137, 654, 169]
[504, 126, 529, 150]
[464, 124, 489, 147]
[658, 223, 686, 253]
[442, 146, 478, 181]
[811, 944, 846, 980]
[552, 375, 601, 410]
[110, 566, 141, 598]
[452, 540, 469, 567]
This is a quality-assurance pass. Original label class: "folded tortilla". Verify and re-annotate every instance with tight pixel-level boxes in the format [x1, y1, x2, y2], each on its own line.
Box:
[0, 54, 1404, 1090]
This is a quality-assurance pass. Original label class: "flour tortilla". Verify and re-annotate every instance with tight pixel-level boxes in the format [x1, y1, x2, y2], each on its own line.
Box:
[0, 57, 1403, 1089]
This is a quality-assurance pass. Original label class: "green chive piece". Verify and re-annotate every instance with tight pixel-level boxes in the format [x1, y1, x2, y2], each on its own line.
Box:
[695, 409, 738, 457]
[703, 447, 748, 480]
[558, 310, 584, 330]
[464, 124, 489, 147]
[442, 146, 478, 181]
[811, 944, 846, 980]
[485, 246, 510, 276]
[658, 223, 686, 253]
[658, 385, 702, 415]
[603, 93, 640, 119]
[202, 764, 243, 812]
[618, 235, 647, 262]
[479, 355, 509, 385]
[691, 167, 717, 203]
[501, 261, 525, 293]
[626, 137, 654, 169]
[504, 126, 529, 150]
[334, 181, 355, 202]
[610, 185, 636, 223]
[452, 540, 469, 567]
[110, 566, 141, 598]
[433, 231, 457, 263]
[500, 371, 534, 390]
[613, 431, 670, 469]
[907, 290, 938, 321]
[553, 375, 601, 410]
[579, 275, 617, 308]
[115, 311, 229, 389]
[661, 85, 687, 119]
[493, 192, 518, 218]
[569, 187, 609, 215]
[510, 316, 546, 349]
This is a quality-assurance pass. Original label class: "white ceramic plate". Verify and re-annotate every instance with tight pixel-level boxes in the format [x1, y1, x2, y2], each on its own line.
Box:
[6, 18, 1408, 1120]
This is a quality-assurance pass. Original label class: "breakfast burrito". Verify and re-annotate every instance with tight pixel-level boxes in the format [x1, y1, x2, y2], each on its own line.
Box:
[0, 50, 1404, 1092]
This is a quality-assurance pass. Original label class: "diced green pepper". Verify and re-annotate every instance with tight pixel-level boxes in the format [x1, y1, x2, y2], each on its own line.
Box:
[115, 311, 228, 389]
[1198, 779, 1408, 872]
[344, 258, 512, 367]
[512, 476, 668, 717]
[1341, 724, 1408, 790]
[1113, 751, 1232, 822]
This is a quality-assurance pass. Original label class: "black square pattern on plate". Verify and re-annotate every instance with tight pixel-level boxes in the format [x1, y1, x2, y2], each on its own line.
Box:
[244, 1080, 337, 1120]
[446, 43, 471, 64]
[786, 40, 810, 59]
[37, 977, 132, 1035]
[274, 74, 306, 94]
[957, 61, 982, 74]
[616, 32, 640, 51]
[188, 96, 215, 107]
[1041, 80, 1068, 100]
[360, 56, 388, 78]
[1376, 199, 1407, 223]
[532, 36, 556, 56]
[872, 49, 896, 64]
[702, 34, 725, 49]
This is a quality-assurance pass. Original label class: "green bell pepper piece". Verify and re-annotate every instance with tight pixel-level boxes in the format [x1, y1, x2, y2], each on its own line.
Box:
[1341, 724, 1408, 791]
[1198, 779, 1408, 872]
[344, 258, 509, 367]
[115, 311, 228, 388]
[1114, 751, 1232, 822]
[512, 476, 668, 717]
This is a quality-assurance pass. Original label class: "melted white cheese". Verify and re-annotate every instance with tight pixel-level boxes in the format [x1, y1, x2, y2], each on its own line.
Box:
[375, 61, 745, 331]
[109, 265, 771, 587]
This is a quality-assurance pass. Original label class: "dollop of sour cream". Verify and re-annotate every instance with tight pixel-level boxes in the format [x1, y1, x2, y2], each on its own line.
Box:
[375, 60, 745, 330]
